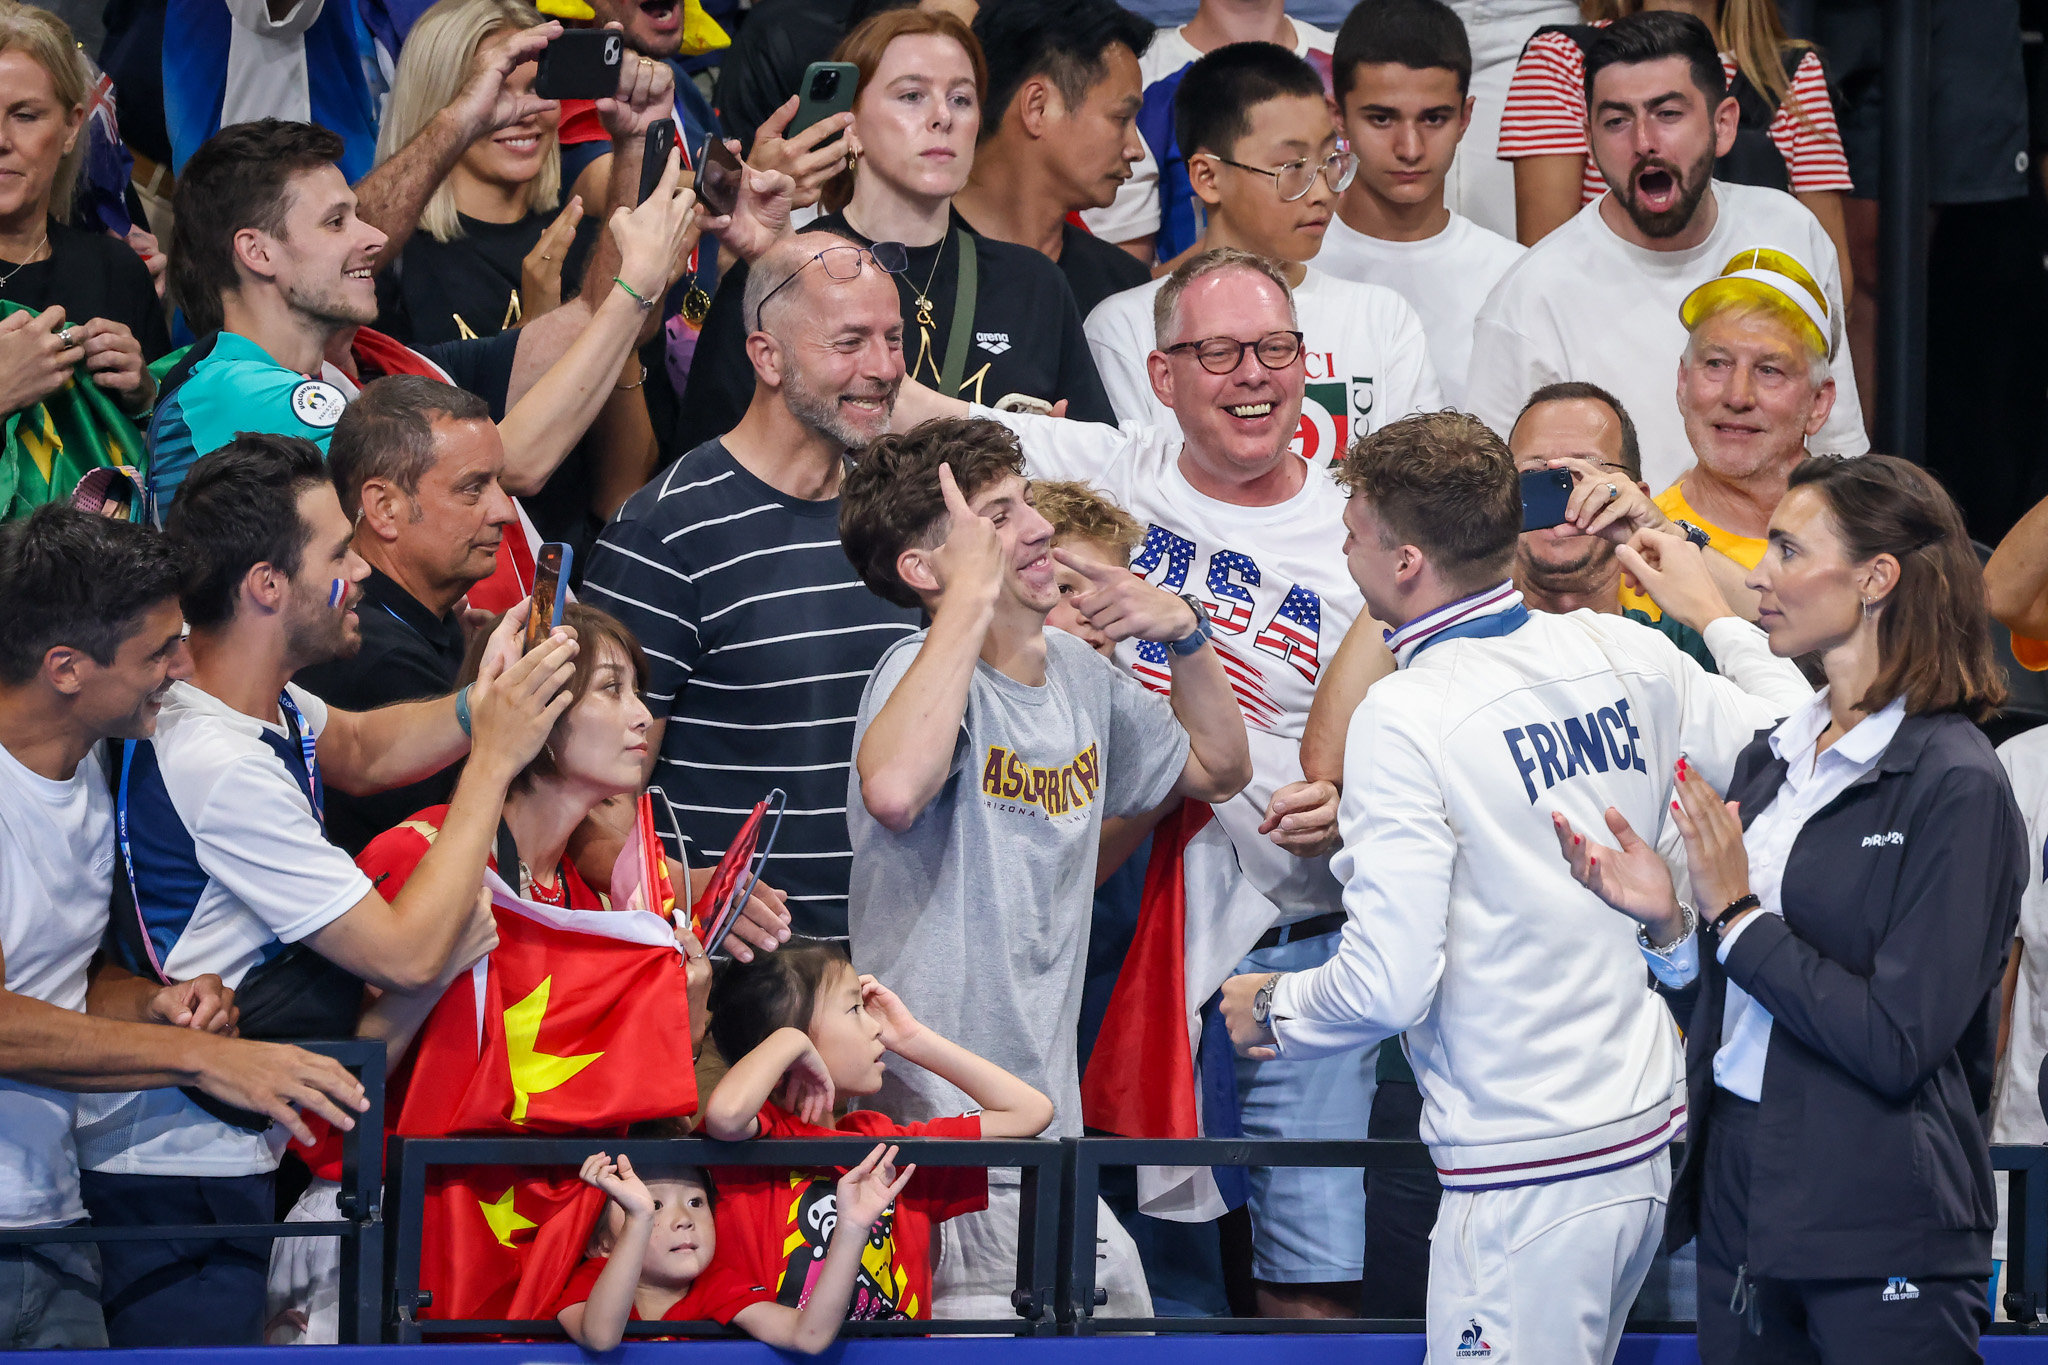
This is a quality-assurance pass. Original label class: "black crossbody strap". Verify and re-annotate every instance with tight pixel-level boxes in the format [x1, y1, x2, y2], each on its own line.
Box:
[939, 227, 978, 397]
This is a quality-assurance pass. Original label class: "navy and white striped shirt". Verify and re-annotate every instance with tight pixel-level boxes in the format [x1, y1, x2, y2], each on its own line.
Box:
[582, 441, 920, 939]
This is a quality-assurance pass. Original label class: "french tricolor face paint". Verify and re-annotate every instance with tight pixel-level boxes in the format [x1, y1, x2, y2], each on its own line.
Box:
[329, 578, 346, 610]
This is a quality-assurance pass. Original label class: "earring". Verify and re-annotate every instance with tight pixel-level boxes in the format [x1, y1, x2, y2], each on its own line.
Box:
[543, 742, 558, 765]
[1861, 597, 1879, 618]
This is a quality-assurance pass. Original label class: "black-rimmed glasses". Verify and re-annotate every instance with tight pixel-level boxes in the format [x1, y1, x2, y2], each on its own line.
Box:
[1203, 149, 1358, 201]
[1162, 330, 1306, 375]
[752, 241, 909, 331]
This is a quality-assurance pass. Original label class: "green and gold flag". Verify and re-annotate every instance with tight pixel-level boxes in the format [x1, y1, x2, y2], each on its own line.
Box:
[0, 301, 150, 521]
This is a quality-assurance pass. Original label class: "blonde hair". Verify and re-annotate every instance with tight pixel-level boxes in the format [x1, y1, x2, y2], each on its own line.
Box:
[0, 1, 89, 221]
[1581, 0, 1817, 134]
[375, 0, 559, 242]
[1031, 480, 1143, 565]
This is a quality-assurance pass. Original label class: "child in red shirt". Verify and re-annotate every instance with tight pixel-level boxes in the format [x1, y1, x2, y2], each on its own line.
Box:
[700, 944, 1054, 1320]
[556, 1146, 913, 1352]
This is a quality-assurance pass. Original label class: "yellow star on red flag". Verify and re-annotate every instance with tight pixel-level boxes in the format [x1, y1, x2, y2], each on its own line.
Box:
[504, 975, 603, 1124]
[478, 1186, 537, 1248]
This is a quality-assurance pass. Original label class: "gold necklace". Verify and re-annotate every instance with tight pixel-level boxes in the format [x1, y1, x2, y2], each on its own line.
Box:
[911, 232, 949, 326]
[0, 233, 49, 289]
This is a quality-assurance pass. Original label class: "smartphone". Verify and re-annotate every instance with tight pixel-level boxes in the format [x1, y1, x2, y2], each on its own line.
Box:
[524, 542, 572, 652]
[1520, 467, 1576, 532]
[533, 29, 622, 101]
[638, 118, 677, 204]
[695, 132, 742, 218]
[789, 61, 859, 142]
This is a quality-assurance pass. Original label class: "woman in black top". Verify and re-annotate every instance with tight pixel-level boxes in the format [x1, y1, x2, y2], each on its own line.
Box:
[1559, 455, 2022, 1364]
[372, 0, 593, 347]
[0, 5, 166, 423]
[677, 6, 1112, 454]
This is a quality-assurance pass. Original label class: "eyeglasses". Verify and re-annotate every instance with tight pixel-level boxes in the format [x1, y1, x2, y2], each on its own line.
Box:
[1162, 330, 1305, 375]
[1202, 149, 1357, 202]
[752, 241, 909, 331]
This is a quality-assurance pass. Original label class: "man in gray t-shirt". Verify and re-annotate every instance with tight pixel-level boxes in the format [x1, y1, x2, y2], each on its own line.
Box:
[837, 416, 1251, 1315]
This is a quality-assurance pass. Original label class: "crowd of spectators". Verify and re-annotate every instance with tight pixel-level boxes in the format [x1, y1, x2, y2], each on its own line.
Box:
[0, 0, 2041, 1358]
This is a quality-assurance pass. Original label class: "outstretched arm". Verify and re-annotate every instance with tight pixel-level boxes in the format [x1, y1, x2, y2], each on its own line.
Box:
[732, 1145, 916, 1353]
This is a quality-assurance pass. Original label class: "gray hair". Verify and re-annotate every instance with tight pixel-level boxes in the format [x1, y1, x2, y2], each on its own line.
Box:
[1151, 247, 1297, 349]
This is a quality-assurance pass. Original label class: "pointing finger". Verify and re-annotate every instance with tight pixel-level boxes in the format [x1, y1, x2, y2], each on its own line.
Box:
[1049, 545, 1124, 585]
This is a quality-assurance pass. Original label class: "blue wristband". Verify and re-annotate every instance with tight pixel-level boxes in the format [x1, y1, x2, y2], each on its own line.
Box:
[454, 684, 473, 738]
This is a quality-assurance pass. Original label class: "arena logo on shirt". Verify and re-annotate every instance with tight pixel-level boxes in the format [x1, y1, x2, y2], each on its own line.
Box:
[1293, 372, 1375, 466]
[980, 743, 1101, 821]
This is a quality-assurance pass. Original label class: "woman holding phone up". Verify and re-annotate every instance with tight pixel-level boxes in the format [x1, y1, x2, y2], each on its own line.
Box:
[1556, 454, 2023, 1364]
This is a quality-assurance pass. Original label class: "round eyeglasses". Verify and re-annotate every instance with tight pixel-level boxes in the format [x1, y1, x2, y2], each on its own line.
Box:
[1202, 149, 1358, 202]
[752, 240, 910, 331]
[1162, 330, 1305, 375]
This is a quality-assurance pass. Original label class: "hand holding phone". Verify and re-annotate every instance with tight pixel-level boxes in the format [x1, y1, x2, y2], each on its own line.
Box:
[695, 134, 743, 218]
[525, 543, 573, 652]
[1519, 467, 1575, 533]
[533, 29, 622, 100]
[790, 62, 859, 143]
[638, 119, 677, 204]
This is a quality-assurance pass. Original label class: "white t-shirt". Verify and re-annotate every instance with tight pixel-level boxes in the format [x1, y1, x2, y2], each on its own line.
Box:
[980, 405, 1362, 923]
[0, 740, 115, 1227]
[1078, 19, 1338, 249]
[1465, 182, 1869, 492]
[1083, 267, 1443, 467]
[1993, 725, 2048, 1144]
[1312, 211, 1524, 409]
[74, 682, 372, 1177]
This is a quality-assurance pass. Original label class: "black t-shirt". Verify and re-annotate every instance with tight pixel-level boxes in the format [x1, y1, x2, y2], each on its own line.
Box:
[293, 568, 470, 856]
[0, 219, 171, 362]
[376, 211, 599, 348]
[675, 210, 1114, 453]
[1050, 222, 1152, 320]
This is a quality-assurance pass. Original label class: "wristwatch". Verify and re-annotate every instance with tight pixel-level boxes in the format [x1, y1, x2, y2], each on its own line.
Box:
[1168, 593, 1213, 656]
[1637, 902, 1697, 956]
[1673, 519, 1712, 550]
[1251, 972, 1283, 1029]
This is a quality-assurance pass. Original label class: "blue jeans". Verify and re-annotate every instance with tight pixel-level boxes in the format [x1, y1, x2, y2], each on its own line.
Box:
[0, 1239, 106, 1349]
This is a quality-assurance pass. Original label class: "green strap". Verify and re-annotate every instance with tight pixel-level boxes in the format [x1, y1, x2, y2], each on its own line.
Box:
[938, 227, 978, 398]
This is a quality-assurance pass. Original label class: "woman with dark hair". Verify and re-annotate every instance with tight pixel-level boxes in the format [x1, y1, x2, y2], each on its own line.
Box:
[1557, 453, 2024, 1363]
[675, 5, 1113, 454]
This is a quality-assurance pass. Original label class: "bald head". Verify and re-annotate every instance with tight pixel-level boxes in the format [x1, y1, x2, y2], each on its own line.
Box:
[744, 231, 902, 341]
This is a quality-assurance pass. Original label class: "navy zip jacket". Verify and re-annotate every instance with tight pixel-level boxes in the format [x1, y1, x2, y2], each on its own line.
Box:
[1667, 709, 2026, 1279]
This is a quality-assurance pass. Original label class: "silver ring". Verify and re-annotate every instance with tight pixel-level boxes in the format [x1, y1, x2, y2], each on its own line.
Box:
[60, 327, 78, 349]
[1605, 483, 1620, 501]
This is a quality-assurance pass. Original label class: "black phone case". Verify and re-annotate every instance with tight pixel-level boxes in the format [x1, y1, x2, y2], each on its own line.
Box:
[639, 119, 677, 203]
[533, 30, 622, 100]
[1520, 468, 1576, 532]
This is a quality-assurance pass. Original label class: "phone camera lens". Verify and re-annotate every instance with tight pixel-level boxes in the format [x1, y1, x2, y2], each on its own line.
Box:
[812, 70, 839, 99]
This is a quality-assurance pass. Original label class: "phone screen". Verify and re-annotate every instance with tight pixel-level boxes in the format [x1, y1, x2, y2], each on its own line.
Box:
[696, 135, 742, 218]
[525, 543, 571, 652]
[1519, 467, 1576, 533]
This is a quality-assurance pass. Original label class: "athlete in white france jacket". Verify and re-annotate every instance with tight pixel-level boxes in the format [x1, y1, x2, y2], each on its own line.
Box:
[1217, 412, 1805, 1364]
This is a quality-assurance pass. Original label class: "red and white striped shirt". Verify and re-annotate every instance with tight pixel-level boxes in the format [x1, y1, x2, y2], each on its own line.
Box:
[1496, 27, 1851, 202]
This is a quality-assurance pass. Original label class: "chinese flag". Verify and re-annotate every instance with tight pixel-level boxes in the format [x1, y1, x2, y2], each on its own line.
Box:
[420, 1165, 604, 1321]
[398, 868, 699, 1138]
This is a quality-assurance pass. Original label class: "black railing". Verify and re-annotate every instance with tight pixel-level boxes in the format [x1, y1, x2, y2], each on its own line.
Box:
[0, 1039, 387, 1345]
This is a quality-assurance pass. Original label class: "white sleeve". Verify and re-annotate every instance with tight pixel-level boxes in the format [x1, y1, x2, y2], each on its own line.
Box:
[193, 756, 375, 945]
[1374, 295, 1444, 424]
[1079, 143, 1161, 246]
[1698, 617, 1814, 717]
[972, 405, 1147, 488]
[1269, 688, 1448, 1058]
[1464, 313, 1556, 448]
[1083, 298, 1167, 427]
[1806, 217, 1869, 459]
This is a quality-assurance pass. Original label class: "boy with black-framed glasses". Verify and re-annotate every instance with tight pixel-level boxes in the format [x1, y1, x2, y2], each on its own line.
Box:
[1083, 41, 1441, 466]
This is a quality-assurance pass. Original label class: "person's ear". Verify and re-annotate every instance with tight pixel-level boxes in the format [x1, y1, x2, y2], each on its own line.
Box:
[1393, 543, 1425, 587]
[746, 331, 786, 389]
[60, 102, 84, 158]
[1147, 349, 1175, 408]
[242, 561, 290, 617]
[1859, 552, 1901, 609]
[896, 543, 943, 597]
[1458, 93, 1475, 139]
[1187, 149, 1225, 208]
[1806, 373, 1837, 437]
[1017, 74, 1057, 138]
[40, 645, 88, 699]
[1710, 94, 1739, 159]
[233, 227, 278, 282]
[355, 479, 407, 543]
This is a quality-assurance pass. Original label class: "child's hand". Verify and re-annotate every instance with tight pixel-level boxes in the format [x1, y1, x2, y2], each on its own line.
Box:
[859, 975, 924, 1053]
[774, 1038, 837, 1125]
[578, 1151, 655, 1219]
[836, 1143, 916, 1231]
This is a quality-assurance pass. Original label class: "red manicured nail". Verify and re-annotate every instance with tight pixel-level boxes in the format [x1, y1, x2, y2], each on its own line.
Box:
[1672, 800, 1681, 811]
[1573, 835, 1582, 846]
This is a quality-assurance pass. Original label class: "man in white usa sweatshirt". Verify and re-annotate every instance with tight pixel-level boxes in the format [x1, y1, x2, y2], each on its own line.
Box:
[1220, 411, 1789, 1364]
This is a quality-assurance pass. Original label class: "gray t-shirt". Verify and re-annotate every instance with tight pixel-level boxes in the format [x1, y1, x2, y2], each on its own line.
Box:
[847, 628, 1190, 1138]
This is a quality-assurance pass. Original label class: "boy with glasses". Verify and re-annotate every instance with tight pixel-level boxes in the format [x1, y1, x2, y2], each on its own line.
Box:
[1084, 43, 1441, 466]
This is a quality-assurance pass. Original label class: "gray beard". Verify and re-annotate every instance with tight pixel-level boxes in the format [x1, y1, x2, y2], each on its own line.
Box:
[783, 368, 894, 451]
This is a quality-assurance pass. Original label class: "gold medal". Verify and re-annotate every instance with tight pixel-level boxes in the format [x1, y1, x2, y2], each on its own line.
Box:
[681, 286, 712, 327]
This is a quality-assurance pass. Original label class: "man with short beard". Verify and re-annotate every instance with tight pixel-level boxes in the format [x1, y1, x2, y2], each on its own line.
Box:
[1465, 10, 1865, 493]
[580, 233, 923, 942]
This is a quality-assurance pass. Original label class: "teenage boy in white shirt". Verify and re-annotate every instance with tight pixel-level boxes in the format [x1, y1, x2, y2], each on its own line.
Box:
[1464, 10, 1865, 492]
[0, 508, 370, 1351]
[839, 416, 1249, 1317]
[1314, 0, 1524, 408]
[898, 246, 1388, 1317]
[1086, 42, 1440, 468]
[72, 435, 573, 1347]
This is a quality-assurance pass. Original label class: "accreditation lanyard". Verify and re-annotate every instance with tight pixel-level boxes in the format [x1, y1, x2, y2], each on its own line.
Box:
[274, 690, 326, 828]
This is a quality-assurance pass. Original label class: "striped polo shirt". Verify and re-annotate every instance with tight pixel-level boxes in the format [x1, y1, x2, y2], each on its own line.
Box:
[581, 441, 920, 940]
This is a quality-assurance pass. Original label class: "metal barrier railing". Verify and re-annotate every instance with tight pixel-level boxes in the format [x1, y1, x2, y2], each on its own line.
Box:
[385, 1135, 1068, 1343]
[0, 1038, 387, 1345]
